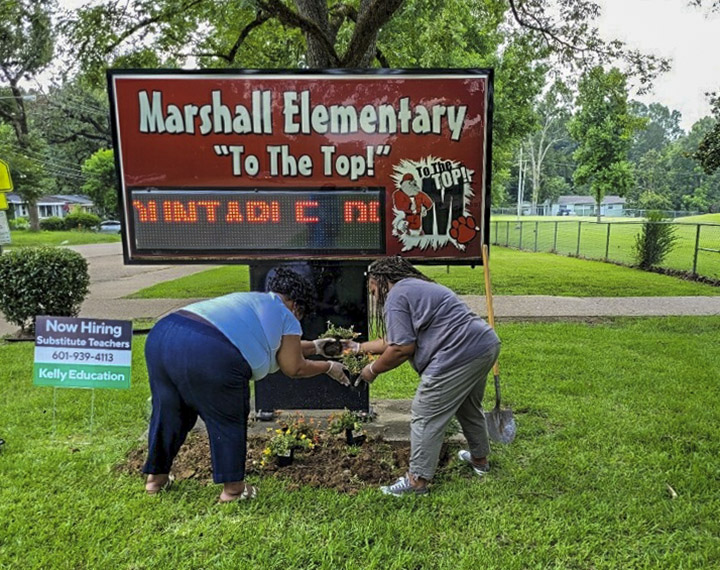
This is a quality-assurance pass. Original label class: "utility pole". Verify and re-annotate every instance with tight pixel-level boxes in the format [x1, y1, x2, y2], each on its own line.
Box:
[517, 146, 523, 222]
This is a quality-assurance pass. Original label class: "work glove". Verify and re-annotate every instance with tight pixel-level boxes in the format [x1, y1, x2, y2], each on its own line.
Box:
[313, 338, 343, 358]
[354, 362, 379, 387]
[326, 361, 351, 387]
[341, 340, 361, 354]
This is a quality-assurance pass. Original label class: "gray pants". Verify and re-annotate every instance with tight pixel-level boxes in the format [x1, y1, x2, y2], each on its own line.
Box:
[409, 342, 501, 481]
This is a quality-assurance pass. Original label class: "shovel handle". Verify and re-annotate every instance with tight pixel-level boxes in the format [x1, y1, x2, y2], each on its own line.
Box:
[481, 244, 500, 377]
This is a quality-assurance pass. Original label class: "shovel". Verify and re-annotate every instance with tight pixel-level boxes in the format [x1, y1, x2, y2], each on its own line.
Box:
[482, 244, 516, 444]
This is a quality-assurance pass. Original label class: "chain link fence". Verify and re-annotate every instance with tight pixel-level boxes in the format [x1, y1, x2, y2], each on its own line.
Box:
[491, 208, 701, 218]
[490, 220, 720, 281]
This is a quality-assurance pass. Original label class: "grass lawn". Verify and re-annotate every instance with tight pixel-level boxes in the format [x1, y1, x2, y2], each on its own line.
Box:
[1, 317, 719, 568]
[5, 229, 122, 248]
[675, 213, 720, 224]
[128, 246, 720, 299]
[491, 217, 720, 280]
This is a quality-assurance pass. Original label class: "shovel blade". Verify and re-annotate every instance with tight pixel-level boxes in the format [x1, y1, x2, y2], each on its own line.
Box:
[485, 408, 516, 444]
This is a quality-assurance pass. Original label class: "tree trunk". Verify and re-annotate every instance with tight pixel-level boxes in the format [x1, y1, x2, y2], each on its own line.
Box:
[355, 0, 377, 67]
[295, 0, 332, 67]
[27, 197, 40, 232]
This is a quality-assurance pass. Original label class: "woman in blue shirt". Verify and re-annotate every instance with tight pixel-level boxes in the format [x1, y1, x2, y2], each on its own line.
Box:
[143, 268, 348, 502]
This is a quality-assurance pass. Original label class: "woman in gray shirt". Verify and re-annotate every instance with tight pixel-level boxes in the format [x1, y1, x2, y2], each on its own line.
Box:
[352, 257, 501, 496]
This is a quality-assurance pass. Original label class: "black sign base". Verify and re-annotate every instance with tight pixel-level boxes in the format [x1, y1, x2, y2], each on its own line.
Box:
[250, 261, 370, 414]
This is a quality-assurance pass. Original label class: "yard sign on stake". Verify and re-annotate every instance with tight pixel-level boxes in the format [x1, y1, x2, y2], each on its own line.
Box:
[33, 316, 133, 437]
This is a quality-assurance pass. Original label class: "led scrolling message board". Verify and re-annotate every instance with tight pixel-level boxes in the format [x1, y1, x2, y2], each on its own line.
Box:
[131, 189, 384, 252]
[108, 70, 493, 263]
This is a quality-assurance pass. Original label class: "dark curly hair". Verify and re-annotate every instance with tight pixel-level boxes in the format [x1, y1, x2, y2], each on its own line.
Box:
[366, 256, 434, 337]
[267, 267, 317, 316]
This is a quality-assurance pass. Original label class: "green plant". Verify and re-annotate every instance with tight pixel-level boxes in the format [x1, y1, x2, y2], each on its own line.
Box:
[277, 413, 319, 443]
[328, 409, 364, 435]
[319, 321, 372, 374]
[318, 321, 360, 341]
[633, 210, 678, 269]
[0, 247, 90, 334]
[341, 351, 374, 375]
[261, 423, 315, 466]
[64, 211, 101, 231]
[8, 216, 29, 230]
[39, 216, 66, 231]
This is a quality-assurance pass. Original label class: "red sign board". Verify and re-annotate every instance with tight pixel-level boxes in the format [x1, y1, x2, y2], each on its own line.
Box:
[108, 70, 493, 263]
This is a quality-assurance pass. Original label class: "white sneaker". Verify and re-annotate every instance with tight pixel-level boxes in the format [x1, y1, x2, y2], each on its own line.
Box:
[458, 450, 490, 477]
[380, 475, 429, 496]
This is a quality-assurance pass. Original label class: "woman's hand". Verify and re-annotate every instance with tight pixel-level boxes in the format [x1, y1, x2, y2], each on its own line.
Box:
[312, 338, 342, 358]
[341, 339, 361, 354]
[356, 362, 378, 386]
[326, 361, 351, 386]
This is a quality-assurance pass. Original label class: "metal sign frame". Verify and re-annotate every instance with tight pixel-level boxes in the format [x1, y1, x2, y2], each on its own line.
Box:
[108, 68, 493, 265]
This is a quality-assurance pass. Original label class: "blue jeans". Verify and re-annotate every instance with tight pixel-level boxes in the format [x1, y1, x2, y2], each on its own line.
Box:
[143, 313, 252, 483]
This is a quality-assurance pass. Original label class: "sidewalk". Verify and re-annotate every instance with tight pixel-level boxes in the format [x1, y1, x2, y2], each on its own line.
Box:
[2, 240, 720, 335]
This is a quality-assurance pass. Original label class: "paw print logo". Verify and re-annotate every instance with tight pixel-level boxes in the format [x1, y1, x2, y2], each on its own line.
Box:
[449, 216, 480, 244]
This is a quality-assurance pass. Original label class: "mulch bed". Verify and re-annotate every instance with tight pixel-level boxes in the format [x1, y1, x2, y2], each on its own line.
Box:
[120, 431, 457, 494]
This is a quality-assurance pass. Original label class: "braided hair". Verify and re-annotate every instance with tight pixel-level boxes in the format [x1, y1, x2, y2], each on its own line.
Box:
[267, 267, 317, 317]
[366, 256, 434, 338]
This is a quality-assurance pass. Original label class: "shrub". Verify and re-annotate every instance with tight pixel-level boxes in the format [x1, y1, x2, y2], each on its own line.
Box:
[64, 211, 101, 231]
[0, 247, 90, 334]
[39, 216, 66, 231]
[633, 210, 678, 269]
[8, 217, 29, 230]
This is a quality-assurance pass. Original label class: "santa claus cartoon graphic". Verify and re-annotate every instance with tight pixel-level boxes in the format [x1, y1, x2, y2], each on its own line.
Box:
[392, 172, 434, 236]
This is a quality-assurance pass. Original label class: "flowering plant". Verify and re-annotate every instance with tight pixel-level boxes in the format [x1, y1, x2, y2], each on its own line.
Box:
[319, 321, 375, 376]
[277, 413, 319, 443]
[261, 415, 318, 467]
[319, 321, 360, 341]
[327, 409, 364, 435]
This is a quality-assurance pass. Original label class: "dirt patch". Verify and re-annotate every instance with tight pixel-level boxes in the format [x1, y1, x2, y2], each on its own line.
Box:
[120, 431, 457, 494]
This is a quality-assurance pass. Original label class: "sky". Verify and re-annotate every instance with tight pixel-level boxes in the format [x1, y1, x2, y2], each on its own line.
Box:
[54, 0, 720, 131]
[596, 0, 720, 130]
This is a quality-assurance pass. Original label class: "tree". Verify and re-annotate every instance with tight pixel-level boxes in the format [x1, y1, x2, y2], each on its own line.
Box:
[31, 81, 112, 194]
[523, 81, 573, 213]
[568, 66, 642, 222]
[629, 101, 683, 162]
[0, 124, 55, 214]
[665, 117, 720, 211]
[81, 149, 118, 218]
[0, 0, 56, 230]
[695, 95, 720, 174]
[60, 0, 667, 209]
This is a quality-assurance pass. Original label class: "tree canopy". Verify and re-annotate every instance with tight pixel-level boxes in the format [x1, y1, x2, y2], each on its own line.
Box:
[568, 66, 642, 221]
[0, 0, 718, 226]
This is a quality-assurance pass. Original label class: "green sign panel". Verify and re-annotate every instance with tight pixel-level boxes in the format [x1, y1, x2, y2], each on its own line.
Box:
[33, 316, 132, 389]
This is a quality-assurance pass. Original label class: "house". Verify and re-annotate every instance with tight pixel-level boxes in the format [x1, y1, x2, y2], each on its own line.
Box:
[6, 193, 95, 220]
[551, 195, 626, 217]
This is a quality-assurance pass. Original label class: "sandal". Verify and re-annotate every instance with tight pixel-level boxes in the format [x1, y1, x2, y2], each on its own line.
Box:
[219, 483, 258, 503]
[146, 474, 174, 495]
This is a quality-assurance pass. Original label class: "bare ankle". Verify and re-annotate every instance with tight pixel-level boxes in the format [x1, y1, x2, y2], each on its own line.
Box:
[472, 456, 488, 468]
[408, 472, 428, 489]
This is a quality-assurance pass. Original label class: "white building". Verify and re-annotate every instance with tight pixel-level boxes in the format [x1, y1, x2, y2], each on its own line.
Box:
[551, 195, 626, 217]
[6, 193, 95, 219]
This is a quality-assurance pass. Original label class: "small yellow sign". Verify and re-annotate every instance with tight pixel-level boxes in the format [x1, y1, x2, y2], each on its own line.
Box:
[0, 194, 7, 210]
[0, 159, 13, 192]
